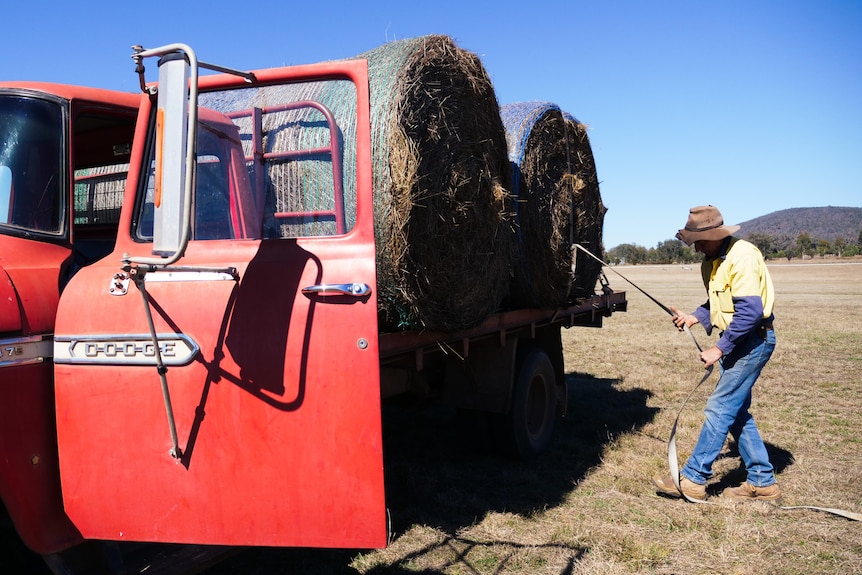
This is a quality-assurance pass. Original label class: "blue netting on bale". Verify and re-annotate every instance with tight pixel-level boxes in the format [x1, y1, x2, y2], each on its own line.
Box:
[501, 101, 576, 307]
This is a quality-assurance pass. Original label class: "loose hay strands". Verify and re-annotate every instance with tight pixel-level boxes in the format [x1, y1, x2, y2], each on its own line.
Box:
[501, 101, 575, 307]
[564, 112, 606, 297]
[357, 35, 514, 331]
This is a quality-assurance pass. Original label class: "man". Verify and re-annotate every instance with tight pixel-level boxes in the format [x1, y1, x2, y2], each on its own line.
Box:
[652, 205, 781, 502]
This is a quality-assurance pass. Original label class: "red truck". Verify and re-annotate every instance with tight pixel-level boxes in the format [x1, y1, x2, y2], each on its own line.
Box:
[4, 44, 625, 568]
[0, 82, 138, 557]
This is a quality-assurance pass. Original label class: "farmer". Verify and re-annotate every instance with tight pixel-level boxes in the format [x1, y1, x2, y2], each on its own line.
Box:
[652, 205, 781, 502]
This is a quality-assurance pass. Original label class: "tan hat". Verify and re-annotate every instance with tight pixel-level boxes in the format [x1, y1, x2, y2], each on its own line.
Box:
[676, 205, 740, 246]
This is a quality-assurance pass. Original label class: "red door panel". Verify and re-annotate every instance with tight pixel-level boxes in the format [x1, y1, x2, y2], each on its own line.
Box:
[53, 60, 385, 549]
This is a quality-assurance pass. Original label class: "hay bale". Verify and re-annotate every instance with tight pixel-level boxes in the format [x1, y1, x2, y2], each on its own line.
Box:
[501, 102, 574, 307]
[201, 35, 514, 331]
[499, 103, 607, 304]
[564, 113, 606, 297]
[359, 35, 514, 331]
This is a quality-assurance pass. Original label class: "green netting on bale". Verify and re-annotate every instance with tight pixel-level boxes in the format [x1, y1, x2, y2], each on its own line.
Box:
[563, 112, 606, 297]
[355, 35, 514, 331]
[501, 101, 574, 308]
[200, 81, 358, 238]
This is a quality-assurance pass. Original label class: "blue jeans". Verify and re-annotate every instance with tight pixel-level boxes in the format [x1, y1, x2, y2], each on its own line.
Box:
[681, 328, 777, 487]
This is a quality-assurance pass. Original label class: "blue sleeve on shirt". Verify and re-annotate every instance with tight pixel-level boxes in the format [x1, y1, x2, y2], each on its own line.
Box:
[716, 295, 763, 355]
[693, 304, 713, 335]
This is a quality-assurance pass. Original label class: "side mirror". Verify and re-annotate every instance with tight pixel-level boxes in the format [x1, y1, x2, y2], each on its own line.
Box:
[127, 43, 199, 267]
[127, 43, 251, 267]
[152, 52, 191, 257]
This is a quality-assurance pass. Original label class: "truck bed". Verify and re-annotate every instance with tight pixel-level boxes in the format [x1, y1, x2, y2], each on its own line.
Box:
[379, 290, 627, 367]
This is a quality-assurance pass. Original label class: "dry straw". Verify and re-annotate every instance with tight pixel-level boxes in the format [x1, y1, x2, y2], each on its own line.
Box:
[500, 103, 606, 306]
[564, 112, 606, 297]
[358, 35, 514, 331]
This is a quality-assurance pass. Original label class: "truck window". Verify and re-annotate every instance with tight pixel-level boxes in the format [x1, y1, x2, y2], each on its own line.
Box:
[0, 95, 63, 235]
[73, 163, 128, 225]
[69, 108, 136, 269]
[135, 113, 259, 241]
[134, 80, 357, 242]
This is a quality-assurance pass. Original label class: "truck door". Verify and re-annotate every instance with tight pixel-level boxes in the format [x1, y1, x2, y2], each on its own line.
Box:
[53, 57, 386, 549]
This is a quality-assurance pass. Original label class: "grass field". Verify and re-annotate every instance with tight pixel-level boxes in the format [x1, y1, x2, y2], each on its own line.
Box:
[7, 263, 859, 574]
[199, 262, 862, 574]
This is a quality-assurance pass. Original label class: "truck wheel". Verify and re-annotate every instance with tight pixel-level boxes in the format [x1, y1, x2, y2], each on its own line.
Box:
[498, 348, 558, 458]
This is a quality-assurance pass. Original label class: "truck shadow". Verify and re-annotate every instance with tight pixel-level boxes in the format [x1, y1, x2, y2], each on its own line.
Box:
[200, 372, 655, 574]
[380, 372, 658, 534]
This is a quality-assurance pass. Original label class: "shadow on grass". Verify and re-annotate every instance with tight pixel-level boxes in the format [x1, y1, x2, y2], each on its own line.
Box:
[202, 373, 656, 574]
[362, 537, 589, 575]
[380, 372, 658, 534]
[710, 441, 796, 495]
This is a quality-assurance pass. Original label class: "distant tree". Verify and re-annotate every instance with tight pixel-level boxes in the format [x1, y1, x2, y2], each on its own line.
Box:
[747, 232, 775, 258]
[858, 228, 862, 247]
[845, 244, 860, 257]
[817, 239, 831, 257]
[796, 232, 813, 258]
[773, 234, 795, 256]
[650, 239, 690, 264]
[607, 243, 649, 265]
[834, 237, 847, 257]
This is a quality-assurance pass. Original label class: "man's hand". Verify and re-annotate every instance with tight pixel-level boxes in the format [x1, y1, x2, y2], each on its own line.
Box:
[700, 345, 723, 368]
[670, 306, 699, 332]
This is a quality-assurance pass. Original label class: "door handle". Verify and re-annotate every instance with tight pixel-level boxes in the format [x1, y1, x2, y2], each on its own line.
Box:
[301, 283, 371, 297]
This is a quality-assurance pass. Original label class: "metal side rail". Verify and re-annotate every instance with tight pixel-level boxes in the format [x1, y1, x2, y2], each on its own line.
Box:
[379, 291, 627, 366]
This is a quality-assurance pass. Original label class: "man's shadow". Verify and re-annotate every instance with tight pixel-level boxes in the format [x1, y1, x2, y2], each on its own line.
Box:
[710, 441, 795, 495]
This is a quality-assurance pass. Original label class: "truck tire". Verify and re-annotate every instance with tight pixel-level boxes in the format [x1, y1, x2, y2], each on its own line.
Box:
[498, 347, 558, 458]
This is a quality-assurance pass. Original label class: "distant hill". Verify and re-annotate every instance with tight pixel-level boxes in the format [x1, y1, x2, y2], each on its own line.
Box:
[736, 206, 862, 243]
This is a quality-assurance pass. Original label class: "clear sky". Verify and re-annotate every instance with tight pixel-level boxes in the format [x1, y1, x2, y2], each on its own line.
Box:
[4, 0, 860, 249]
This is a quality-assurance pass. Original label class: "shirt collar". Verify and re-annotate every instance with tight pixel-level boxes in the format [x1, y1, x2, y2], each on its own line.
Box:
[718, 236, 733, 260]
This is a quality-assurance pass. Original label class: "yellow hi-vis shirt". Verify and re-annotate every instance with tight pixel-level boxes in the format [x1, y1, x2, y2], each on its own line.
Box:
[698, 237, 775, 353]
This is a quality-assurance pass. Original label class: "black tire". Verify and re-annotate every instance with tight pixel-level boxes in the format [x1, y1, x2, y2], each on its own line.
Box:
[498, 348, 558, 458]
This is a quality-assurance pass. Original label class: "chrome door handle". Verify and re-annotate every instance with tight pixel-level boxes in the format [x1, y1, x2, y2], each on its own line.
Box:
[301, 283, 371, 297]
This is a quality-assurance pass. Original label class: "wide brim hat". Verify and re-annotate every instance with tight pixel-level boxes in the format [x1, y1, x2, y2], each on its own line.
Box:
[676, 205, 740, 246]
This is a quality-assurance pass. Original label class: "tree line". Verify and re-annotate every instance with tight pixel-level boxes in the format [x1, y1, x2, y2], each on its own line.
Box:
[605, 228, 862, 265]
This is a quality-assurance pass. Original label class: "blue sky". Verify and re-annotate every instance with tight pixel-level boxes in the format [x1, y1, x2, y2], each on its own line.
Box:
[4, 1, 859, 249]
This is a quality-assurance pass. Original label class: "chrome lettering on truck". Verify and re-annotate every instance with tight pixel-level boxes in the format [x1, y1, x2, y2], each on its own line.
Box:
[54, 334, 199, 366]
[0, 336, 53, 367]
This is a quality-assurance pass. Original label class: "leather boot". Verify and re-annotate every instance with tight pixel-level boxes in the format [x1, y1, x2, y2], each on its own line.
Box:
[721, 481, 781, 501]
[652, 474, 707, 501]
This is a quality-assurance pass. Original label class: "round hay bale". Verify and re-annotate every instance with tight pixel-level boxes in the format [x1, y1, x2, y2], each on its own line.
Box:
[500, 101, 574, 307]
[563, 113, 606, 297]
[200, 36, 514, 331]
[359, 35, 514, 331]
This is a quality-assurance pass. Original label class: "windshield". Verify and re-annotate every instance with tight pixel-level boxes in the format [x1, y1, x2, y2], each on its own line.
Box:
[0, 95, 64, 235]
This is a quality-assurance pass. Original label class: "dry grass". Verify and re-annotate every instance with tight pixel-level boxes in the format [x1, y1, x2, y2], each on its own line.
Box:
[206, 261, 862, 575]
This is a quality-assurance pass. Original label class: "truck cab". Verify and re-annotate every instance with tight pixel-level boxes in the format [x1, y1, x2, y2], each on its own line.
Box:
[0, 83, 139, 554]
